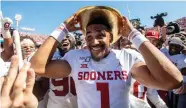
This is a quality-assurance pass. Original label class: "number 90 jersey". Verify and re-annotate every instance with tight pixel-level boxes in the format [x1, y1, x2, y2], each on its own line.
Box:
[62, 49, 144, 108]
[48, 51, 77, 108]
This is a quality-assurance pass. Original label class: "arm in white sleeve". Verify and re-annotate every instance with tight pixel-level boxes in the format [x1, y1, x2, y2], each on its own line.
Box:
[147, 88, 168, 108]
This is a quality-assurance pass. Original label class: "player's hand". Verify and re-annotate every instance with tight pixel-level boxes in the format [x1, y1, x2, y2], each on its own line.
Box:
[2, 17, 13, 31]
[64, 14, 80, 32]
[0, 55, 38, 108]
[120, 16, 135, 38]
[1, 17, 13, 38]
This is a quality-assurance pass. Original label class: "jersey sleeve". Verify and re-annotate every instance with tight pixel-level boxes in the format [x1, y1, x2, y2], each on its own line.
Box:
[62, 50, 76, 75]
[132, 50, 145, 63]
[126, 49, 145, 64]
[122, 49, 145, 64]
[121, 49, 145, 73]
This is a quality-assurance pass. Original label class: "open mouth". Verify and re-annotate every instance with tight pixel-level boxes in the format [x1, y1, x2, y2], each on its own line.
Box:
[62, 42, 69, 47]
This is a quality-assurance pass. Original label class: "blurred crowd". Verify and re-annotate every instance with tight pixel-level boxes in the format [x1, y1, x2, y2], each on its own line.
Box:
[0, 10, 186, 108]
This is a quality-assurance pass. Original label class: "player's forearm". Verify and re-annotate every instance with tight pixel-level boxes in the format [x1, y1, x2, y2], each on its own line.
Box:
[139, 42, 183, 90]
[1, 38, 14, 61]
[30, 37, 58, 75]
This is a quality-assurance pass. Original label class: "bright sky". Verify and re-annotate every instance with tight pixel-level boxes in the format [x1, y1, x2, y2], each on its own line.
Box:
[1, 1, 186, 34]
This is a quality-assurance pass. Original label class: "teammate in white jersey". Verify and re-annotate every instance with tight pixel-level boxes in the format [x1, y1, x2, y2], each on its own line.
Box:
[117, 36, 167, 108]
[47, 33, 77, 108]
[31, 6, 183, 108]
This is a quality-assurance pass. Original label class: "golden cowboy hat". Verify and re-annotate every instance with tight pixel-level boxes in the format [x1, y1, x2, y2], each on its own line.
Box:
[75, 6, 123, 44]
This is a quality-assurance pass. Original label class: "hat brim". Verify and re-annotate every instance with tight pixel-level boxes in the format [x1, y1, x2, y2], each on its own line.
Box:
[75, 6, 123, 44]
[146, 36, 159, 39]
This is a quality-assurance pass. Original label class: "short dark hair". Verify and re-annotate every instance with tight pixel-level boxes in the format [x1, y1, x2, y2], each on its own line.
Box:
[87, 16, 111, 31]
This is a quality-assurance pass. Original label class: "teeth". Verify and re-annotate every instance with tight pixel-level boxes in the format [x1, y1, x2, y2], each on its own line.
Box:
[92, 46, 101, 51]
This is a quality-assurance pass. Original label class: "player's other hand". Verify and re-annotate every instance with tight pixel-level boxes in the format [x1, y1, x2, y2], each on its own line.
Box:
[2, 17, 13, 31]
[120, 16, 135, 38]
[0, 55, 38, 108]
[64, 14, 80, 32]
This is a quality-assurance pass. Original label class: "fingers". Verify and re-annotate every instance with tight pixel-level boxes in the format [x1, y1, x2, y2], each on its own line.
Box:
[1, 55, 19, 97]
[0, 77, 5, 95]
[12, 62, 31, 97]
[73, 14, 79, 24]
[122, 16, 130, 27]
[24, 68, 35, 93]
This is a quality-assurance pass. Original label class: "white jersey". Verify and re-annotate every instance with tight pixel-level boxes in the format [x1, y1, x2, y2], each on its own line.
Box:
[130, 78, 167, 108]
[161, 48, 186, 70]
[63, 49, 144, 108]
[47, 51, 77, 108]
[169, 54, 186, 70]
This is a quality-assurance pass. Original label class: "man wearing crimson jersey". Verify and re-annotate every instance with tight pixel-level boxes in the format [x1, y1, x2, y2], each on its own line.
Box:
[31, 6, 183, 108]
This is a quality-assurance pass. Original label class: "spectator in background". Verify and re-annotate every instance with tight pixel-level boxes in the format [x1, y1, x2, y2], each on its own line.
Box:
[145, 30, 164, 49]
[20, 36, 37, 61]
[160, 32, 186, 108]
[166, 33, 186, 108]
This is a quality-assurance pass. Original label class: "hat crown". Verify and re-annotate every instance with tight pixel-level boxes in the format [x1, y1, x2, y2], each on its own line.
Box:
[75, 6, 123, 44]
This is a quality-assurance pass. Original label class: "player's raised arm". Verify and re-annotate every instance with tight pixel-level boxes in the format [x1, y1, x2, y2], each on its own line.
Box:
[30, 15, 79, 78]
[120, 16, 183, 90]
[1, 17, 14, 61]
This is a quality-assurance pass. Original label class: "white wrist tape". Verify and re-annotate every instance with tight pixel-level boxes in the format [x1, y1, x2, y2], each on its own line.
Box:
[128, 29, 149, 50]
[1, 17, 13, 39]
[50, 23, 69, 43]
